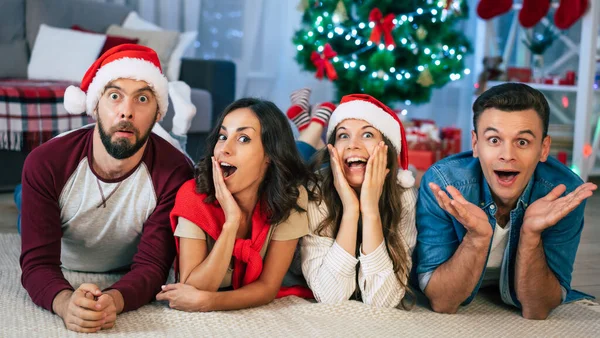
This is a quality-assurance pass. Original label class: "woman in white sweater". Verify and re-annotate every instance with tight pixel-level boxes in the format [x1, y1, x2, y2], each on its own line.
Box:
[289, 93, 417, 308]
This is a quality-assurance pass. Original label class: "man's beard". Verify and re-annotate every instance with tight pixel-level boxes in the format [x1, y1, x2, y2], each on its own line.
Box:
[98, 118, 155, 160]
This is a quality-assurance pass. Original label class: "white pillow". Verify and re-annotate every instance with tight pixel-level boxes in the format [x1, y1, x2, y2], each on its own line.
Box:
[28, 24, 106, 82]
[123, 11, 198, 81]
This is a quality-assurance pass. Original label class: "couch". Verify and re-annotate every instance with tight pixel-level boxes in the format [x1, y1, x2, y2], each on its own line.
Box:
[0, 0, 236, 191]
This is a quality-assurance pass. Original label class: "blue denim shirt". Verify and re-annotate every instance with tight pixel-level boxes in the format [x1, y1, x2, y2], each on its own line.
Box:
[415, 151, 591, 308]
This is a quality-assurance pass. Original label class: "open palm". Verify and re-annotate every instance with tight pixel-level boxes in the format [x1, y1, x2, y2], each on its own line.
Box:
[429, 183, 492, 238]
[523, 183, 597, 234]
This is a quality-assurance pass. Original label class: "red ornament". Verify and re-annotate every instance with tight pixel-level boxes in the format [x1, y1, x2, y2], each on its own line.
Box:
[311, 44, 338, 81]
[368, 8, 396, 47]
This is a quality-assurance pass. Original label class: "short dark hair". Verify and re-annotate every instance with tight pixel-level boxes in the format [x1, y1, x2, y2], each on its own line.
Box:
[194, 97, 317, 225]
[472, 83, 550, 138]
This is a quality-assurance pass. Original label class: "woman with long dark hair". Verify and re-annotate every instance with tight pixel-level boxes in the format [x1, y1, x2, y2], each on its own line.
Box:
[157, 98, 316, 311]
[294, 93, 417, 309]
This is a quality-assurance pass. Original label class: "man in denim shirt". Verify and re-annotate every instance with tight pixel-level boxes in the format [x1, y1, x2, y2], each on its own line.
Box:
[415, 83, 597, 319]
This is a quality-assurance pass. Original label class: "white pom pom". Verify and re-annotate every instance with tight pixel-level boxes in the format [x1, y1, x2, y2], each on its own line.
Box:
[63, 86, 87, 115]
[397, 169, 415, 188]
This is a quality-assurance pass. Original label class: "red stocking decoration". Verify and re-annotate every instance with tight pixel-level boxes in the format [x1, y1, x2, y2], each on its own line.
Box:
[519, 0, 551, 28]
[555, 0, 589, 30]
[477, 0, 513, 20]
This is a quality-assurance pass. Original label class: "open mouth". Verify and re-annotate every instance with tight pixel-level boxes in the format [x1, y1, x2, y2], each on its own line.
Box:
[345, 157, 367, 170]
[220, 162, 238, 179]
[494, 170, 520, 185]
[114, 129, 134, 137]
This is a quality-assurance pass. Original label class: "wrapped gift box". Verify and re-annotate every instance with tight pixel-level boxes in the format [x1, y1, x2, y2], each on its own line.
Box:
[406, 123, 462, 171]
[408, 149, 442, 170]
[441, 127, 462, 158]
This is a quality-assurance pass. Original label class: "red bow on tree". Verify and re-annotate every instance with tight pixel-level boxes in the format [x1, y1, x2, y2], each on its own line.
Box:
[369, 8, 396, 47]
[311, 43, 338, 81]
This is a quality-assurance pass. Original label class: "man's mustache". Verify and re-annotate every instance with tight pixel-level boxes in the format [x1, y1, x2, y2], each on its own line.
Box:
[110, 122, 139, 135]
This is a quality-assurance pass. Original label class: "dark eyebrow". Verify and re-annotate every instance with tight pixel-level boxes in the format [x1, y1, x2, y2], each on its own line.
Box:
[134, 86, 153, 94]
[220, 125, 256, 132]
[104, 85, 121, 91]
[104, 85, 153, 95]
[483, 127, 536, 138]
[337, 125, 375, 132]
[517, 130, 536, 138]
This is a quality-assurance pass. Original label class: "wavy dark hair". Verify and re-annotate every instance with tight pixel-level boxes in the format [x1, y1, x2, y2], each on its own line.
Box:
[310, 131, 414, 309]
[194, 98, 317, 225]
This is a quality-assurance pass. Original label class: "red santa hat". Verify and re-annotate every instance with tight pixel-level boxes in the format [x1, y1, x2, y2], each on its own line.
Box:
[326, 94, 415, 188]
[63, 44, 168, 120]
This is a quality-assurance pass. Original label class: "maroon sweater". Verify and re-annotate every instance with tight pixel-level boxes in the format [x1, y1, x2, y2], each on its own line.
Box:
[19, 127, 193, 312]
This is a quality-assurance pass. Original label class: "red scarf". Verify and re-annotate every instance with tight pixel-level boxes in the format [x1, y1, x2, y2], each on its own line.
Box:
[170, 179, 313, 299]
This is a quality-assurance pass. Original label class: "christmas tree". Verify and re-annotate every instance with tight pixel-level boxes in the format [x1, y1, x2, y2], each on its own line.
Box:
[293, 0, 472, 106]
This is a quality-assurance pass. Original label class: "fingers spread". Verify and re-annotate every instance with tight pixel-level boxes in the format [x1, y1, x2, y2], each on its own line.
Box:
[446, 186, 468, 204]
[545, 184, 567, 201]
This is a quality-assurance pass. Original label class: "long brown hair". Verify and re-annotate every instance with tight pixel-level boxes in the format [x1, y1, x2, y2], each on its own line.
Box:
[310, 131, 414, 309]
[195, 98, 318, 225]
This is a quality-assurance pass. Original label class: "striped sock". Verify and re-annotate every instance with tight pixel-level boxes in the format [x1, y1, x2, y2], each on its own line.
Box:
[311, 102, 336, 127]
[290, 88, 311, 111]
[286, 104, 310, 131]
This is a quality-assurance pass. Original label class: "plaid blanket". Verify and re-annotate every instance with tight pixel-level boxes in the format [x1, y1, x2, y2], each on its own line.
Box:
[0, 79, 93, 152]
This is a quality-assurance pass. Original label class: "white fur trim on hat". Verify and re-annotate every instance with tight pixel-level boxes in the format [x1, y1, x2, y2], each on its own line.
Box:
[326, 100, 401, 151]
[85, 57, 169, 120]
[64, 85, 87, 115]
[397, 169, 415, 188]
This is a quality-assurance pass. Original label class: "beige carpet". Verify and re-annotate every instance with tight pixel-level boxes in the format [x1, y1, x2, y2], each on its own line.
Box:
[1, 234, 599, 337]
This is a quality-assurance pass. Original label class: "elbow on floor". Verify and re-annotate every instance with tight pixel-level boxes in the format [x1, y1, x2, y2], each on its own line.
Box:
[521, 308, 550, 320]
[430, 300, 459, 314]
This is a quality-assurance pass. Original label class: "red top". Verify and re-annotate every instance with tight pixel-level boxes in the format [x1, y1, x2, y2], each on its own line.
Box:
[170, 179, 313, 298]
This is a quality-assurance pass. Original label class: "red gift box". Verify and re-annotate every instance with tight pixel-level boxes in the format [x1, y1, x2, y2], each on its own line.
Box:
[408, 149, 442, 170]
[441, 127, 462, 158]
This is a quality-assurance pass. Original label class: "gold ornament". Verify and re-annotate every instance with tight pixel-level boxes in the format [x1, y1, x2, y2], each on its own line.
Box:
[416, 26, 428, 40]
[334, 1, 349, 22]
[417, 68, 434, 87]
[297, 0, 309, 12]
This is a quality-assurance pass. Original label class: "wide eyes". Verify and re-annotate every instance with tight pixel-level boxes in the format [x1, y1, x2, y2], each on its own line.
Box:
[337, 132, 374, 139]
[487, 137, 530, 147]
[108, 92, 149, 103]
[217, 134, 251, 143]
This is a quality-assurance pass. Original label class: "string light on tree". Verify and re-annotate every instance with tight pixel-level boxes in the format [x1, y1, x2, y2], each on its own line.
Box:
[293, 0, 471, 105]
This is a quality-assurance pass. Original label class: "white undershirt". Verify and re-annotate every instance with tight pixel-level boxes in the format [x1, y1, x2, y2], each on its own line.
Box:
[481, 221, 511, 286]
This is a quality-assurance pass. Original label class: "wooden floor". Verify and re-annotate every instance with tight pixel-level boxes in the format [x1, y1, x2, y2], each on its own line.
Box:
[1, 184, 598, 298]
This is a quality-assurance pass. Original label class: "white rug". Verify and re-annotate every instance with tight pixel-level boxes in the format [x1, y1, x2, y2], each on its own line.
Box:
[1, 233, 599, 337]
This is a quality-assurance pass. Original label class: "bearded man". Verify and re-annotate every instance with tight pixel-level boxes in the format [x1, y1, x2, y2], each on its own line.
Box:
[19, 44, 193, 333]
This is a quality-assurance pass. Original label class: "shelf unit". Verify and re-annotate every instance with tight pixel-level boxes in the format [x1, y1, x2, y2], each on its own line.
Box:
[473, 1, 600, 181]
